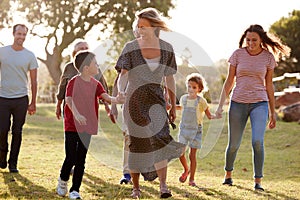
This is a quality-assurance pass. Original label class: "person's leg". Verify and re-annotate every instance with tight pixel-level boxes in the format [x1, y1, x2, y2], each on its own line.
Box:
[57, 131, 79, 196]
[8, 96, 28, 171]
[225, 101, 249, 179]
[130, 172, 141, 198]
[0, 98, 11, 168]
[123, 132, 130, 173]
[188, 125, 202, 185]
[179, 147, 189, 182]
[60, 132, 78, 181]
[189, 148, 197, 184]
[249, 102, 268, 186]
[155, 159, 172, 198]
[70, 132, 91, 193]
[120, 132, 131, 184]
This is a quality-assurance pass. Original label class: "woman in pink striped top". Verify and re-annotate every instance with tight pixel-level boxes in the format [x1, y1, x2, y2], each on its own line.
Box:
[215, 24, 289, 191]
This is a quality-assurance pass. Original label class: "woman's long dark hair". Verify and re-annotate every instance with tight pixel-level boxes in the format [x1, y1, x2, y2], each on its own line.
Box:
[239, 24, 289, 57]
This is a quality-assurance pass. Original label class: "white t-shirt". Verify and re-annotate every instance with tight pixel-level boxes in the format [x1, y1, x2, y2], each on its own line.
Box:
[144, 56, 160, 72]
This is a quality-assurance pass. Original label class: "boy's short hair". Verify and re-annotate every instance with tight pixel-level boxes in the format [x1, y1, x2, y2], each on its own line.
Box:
[74, 51, 95, 72]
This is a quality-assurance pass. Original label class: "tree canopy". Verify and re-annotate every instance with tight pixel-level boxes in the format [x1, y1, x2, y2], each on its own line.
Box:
[0, 0, 175, 84]
[270, 10, 300, 76]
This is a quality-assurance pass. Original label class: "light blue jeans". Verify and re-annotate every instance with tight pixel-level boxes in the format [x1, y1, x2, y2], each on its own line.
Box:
[225, 101, 268, 178]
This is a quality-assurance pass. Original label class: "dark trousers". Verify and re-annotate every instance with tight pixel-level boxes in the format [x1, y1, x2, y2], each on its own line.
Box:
[0, 96, 28, 168]
[60, 131, 91, 192]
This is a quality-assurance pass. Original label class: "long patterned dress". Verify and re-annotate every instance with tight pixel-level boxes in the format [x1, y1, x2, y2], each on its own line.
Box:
[116, 39, 184, 179]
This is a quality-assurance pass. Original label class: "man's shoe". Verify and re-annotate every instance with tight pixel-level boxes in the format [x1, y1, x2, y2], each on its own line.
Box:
[120, 173, 131, 184]
[0, 161, 7, 169]
[8, 164, 18, 173]
[9, 168, 19, 173]
[56, 177, 68, 196]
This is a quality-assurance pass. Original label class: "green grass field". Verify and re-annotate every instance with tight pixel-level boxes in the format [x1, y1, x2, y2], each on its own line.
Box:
[0, 104, 299, 200]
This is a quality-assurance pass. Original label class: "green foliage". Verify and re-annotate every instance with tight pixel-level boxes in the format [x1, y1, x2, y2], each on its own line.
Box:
[270, 10, 300, 76]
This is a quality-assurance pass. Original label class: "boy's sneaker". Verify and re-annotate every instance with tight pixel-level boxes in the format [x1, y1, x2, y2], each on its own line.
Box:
[120, 173, 131, 184]
[56, 177, 68, 196]
[69, 190, 81, 199]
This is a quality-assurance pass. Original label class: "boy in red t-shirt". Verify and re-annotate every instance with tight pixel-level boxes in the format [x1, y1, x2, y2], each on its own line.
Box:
[56, 51, 123, 199]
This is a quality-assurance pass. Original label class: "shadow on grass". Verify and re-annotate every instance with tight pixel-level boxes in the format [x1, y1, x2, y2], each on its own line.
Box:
[1, 172, 58, 199]
[168, 184, 241, 200]
[234, 184, 298, 200]
[84, 172, 175, 199]
[83, 172, 245, 199]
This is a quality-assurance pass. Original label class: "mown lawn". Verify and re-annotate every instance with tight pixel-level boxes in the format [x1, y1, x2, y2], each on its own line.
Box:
[0, 104, 299, 200]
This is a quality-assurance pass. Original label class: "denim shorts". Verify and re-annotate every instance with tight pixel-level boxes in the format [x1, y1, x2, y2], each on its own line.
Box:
[178, 125, 202, 149]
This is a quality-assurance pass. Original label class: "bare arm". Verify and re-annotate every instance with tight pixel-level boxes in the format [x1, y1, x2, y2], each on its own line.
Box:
[205, 108, 216, 119]
[110, 73, 120, 118]
[117, 69, 128, 93]
[56, 64, 76, 119]
[215, 65, 236, 117]
[28, 69, 37, 115]
[165, 75, 176, 122]
[100, 93, 122, 104]
[65, 96, 86, 125]
[56, 99, 63, 120]
[265, 68, 276, 129]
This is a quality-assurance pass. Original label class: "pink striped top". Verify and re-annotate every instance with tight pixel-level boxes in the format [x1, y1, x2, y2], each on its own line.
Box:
[228, 47, 276, 103]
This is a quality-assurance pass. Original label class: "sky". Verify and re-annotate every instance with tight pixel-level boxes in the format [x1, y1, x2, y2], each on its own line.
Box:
[0, 0, 299, 65]
[168, 0, 300, 63]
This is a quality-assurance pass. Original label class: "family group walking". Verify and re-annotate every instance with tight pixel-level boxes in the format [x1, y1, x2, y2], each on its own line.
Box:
[0, 6, 289, 200]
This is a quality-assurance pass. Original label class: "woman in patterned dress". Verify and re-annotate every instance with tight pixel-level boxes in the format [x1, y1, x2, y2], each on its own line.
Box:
[116, 7, 184, 199]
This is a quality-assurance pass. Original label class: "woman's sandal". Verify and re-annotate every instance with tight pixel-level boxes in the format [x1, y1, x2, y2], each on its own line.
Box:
[160, 189, 172, 199]
[222, 178, 233, 186]
[131, 188, 141, 199]
[189, 181, 196, 187]
[179, 171, 189, 183]
[254, 183, 264, 191]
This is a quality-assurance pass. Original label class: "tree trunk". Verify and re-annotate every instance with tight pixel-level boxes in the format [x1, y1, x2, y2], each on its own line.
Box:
[44, 49, 63, 86]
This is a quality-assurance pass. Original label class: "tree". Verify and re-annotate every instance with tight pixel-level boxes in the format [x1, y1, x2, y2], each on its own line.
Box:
[270, 10, 300, 76]
[0, 0, 174, 85]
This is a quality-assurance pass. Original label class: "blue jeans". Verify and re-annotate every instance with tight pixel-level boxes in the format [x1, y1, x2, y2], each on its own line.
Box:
[225, 101, 268, 178]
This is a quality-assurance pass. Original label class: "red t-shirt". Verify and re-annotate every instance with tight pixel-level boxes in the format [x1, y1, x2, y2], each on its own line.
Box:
[64, 75, 106, 135]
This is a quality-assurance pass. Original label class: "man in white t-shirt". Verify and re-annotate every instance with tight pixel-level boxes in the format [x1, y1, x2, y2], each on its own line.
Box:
[0, 24, 39, 173]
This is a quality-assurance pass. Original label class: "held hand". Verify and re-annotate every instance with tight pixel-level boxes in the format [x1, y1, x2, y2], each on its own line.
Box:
[210, 113, 218, 119]
[28, 103, 36, 115]
[215, 107, 223, 118]
[116, 92, 126, 104]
